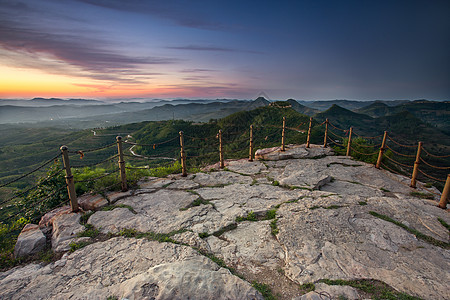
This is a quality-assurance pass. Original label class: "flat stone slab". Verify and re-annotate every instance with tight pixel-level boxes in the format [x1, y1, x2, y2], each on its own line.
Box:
[0, 238, 263, 299]
[193, 171, 253, 186]
[226, 159, 267, 175]
[276, 197, 450, 300]
[139, 177, 174, 189]
[5, 146, 449, 300]
[206, 221, 285, 271]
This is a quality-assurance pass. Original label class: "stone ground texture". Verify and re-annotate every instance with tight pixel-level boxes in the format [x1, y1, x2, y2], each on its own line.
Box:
[3, 144, 449, 300]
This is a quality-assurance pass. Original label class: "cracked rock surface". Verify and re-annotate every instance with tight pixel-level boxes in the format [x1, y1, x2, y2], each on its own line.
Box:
[3, 145, 449, 300]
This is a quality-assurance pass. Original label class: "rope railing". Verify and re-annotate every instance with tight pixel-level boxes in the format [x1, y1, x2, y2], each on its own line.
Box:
[419, 157, 450, 170]
[422, 147, 450, 158]
[2, 115, 449, 223]
[327, 136, 346, 147]
[386, 135, 417, 148]
[74, 168, 120, 184]
[0, 153, 61, 188]
[383, 154, 414, 169]
[328, 122, 347, 132]
[123, 136, 179, 147]
[417, 169, 446, 183]
[68, 142, 116, 154]
[349, 146, 379, 156]
[385, 144, 416, 158]
[0, 169, 63, 206]
[71, 154, 119, 168]
[328, 129, 346, 140]
[351, 141, 381, 148]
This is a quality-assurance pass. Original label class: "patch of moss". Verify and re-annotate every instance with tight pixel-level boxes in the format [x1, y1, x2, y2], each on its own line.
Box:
[299, 282, 315, 292]
[101, 204, 137, 214]
[69, 241, 92, 252]
[437, 218, 450, 231]
[77, 224, 99, 238]
[252, 281, 276, 300]
[212, 223, 238, 237]
[319, 278, 421, 300]
[410, 191, 434, 200]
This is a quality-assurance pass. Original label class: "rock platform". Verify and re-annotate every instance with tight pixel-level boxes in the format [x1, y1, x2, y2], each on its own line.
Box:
[3, 145, 449, 300]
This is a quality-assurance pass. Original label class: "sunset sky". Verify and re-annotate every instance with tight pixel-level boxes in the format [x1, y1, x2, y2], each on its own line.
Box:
[0, 0, 449, 101]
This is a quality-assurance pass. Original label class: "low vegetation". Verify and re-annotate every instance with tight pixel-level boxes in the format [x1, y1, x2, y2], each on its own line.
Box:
[319, 278, 421, 300]
[369, 211, 449, 249]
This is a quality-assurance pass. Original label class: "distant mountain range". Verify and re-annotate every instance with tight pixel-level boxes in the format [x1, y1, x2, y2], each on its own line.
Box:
[0, 97, 448, 135]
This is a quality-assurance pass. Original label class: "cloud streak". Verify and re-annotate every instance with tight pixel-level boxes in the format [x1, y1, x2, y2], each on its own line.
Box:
[76, 0, 228, 31]
[0, 15, 177, 84]
[166, 45, 262, 54]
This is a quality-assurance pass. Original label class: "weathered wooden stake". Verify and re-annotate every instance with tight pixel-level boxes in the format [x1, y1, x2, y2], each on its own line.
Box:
[219, 130, 224, 168]
[179, 131, 187, 176]
[249, 125, 254, 161]
[323, 119, 329, 147]
[410, 141, 423, 188]
[116, 136, 127, 192]
[281, 117, 286, 151]
[306, 117, 312, 148]
[438, 174, 450, 209]
[375, 131, 387, 169]
[60, 146, 78, 212]
[346, 127, 353, 156]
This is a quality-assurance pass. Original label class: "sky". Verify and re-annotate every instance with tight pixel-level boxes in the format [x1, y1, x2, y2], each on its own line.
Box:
[0, 0, 449, 101]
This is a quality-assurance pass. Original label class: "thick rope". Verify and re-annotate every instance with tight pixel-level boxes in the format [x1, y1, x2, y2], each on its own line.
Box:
[419, 157, 450, 170]
[385, 144, 416, 158]
[386, 135, 417, 148]
[0, 154, 61, 188]
[417, 169, 446, 183]
[421, 147, 450, 158]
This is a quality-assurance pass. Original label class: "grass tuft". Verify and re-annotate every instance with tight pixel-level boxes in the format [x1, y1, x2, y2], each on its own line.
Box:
[270, 219, 279, 236]
[410, 191, 434, 200]
[252, 281, 276, 300]
[299, 282, 315, 292]
[77, 223, 99, 238]
[437, 218, 450, 231]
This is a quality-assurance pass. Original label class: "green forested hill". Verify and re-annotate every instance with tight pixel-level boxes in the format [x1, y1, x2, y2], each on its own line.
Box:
[356, 100, 450, 133]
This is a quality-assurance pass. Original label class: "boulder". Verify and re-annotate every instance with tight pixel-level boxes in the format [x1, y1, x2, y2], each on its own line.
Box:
[14, 224, 46, 258]
[38, 205, 72, 228]
[51, 213, 84, 252]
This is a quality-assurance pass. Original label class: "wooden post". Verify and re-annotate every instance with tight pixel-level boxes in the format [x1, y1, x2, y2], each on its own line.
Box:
[281, 117, 286, 151]
[219, 130, 224, 168]
[249, 125, 254, 161]
[323, 119, 329, 147]
[438, 174, 450, 209]
[306, 117, 312, 148]
[346, 127, 353, 156]
[410, 141, 423, 188]
[376, 131, 387, 169]
[116, 136, 127, 192]
[60, 146, 78, 212]
[179, 131, 187, 176]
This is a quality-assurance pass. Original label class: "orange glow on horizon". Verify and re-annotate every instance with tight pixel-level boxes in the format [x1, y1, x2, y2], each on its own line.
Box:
[0, 65, 236, 99]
